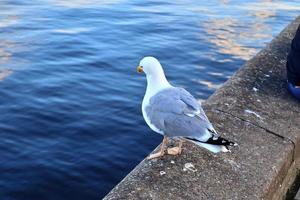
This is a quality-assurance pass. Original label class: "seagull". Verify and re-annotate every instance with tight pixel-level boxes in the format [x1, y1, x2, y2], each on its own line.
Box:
[137, 56, 237, 159]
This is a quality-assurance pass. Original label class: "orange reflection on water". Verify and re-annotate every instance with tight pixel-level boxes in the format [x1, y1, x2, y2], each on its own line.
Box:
[251, 10, 276, 19]
[0, 13, 21, 81]
[0, 40, 15, 81]
[0, 68, 12, 81]
[0, 42, 12, 66]
[220, 0, 230, 5]
[198, 80, 222, 89]
[203, 18, 271, 60]
[0, 15, 18, 28]
[246, 2, 300, 11]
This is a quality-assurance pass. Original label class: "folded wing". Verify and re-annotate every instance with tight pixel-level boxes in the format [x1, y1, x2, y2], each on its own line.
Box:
[145, 87, 216, 142]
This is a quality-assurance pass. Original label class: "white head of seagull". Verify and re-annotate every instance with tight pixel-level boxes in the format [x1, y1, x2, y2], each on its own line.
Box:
[137, 56, 172, 97]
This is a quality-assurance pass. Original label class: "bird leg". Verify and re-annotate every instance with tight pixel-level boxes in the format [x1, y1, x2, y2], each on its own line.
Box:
[167, 140, 183, 155]
[147, 136, 168, 159]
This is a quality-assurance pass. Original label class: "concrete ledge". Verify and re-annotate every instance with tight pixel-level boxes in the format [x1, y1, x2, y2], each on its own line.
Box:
[104, 15, 300, 200]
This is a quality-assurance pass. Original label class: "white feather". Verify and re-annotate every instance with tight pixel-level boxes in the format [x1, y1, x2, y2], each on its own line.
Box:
[190, 141, 229, 153]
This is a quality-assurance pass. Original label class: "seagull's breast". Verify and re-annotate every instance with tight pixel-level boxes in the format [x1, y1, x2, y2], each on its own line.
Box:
[141, 73, 172, 135]
[142, 95, 164, 135]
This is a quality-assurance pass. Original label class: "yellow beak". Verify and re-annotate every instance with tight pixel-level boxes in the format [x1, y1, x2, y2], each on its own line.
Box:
[137, 66, 143, 73]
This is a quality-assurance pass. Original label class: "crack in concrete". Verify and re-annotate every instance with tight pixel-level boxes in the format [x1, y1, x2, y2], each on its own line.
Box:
[214, 108, 296, 156]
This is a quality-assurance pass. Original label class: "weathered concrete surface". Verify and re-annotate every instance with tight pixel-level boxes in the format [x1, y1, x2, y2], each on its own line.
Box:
[104, 109, 293, 200]
[208, 16, 300, 161]
[104, 15, 300, 200]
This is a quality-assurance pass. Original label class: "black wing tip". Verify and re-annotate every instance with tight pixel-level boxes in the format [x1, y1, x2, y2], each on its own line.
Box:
[206, 136, 238, 148]
[185, 136, 238, 148]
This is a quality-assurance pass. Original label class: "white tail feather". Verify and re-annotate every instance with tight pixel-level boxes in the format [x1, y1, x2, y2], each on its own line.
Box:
[191, 141, 229, 153]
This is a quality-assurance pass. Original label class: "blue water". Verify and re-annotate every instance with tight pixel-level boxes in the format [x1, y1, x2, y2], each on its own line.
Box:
[0, 1, 299, 199]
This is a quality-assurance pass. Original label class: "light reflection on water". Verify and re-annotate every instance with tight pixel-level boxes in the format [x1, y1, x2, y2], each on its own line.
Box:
[0, 69, 12, 81]
[203, 17, 271, 60]
[0, 0, 299, 199]
[49, 0, 124, 8]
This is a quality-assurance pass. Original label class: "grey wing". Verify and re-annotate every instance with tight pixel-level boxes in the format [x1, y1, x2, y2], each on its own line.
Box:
[176, 88, 200, 116]
[145, 87, 216, 142]
[177, 88, 209, 121]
